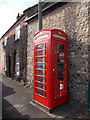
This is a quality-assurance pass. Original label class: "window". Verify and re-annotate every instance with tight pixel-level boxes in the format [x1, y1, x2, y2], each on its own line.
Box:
[37, 76, 45, 83]
[37, 64, 45, 69]
[4, 55, 6, 71]
[4, 36, 7, 46]
[37, 57, 45, 63]
[15, 25, 20, 40]
[37, 44, 45, 49]
[15, 53, 20, 75]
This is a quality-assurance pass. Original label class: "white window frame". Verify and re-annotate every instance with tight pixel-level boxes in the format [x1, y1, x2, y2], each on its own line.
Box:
[4, 36, 7, 46]
[15, 53, 20, 75]
[15, 25, 20, 40]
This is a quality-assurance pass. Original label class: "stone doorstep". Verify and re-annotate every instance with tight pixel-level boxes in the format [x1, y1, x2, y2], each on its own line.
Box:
[15, 79, 33, 88]
[5, 76, 32, 88]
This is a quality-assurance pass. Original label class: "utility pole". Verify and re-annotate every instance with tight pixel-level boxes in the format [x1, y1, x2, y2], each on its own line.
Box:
[38, 0, 42, 30]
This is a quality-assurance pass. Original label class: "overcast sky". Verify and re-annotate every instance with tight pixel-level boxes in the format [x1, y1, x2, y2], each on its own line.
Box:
[0, 0, 38, 38]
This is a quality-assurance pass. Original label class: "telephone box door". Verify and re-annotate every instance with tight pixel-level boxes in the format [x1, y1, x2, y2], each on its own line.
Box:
[34, 40, 51, 107]
[51, 39, 68, 108]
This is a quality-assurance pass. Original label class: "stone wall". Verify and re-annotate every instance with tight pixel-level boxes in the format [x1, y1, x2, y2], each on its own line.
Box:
[27, 2, 89, 106]
[3, 25, 27, 81]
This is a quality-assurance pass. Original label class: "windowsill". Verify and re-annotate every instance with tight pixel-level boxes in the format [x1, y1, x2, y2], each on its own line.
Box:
[15, 74, 20, 76]
[14, 38, 20, 41]
[3, 45, 7, 48]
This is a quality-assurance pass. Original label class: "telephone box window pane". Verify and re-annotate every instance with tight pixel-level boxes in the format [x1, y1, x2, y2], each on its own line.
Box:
[37, 76, 45, 82]
[37, 89, 45, 97]
[57, 64, 64, 69]
[37, 64, 45, 69]
[57, 71, 64, 76]
[37, 83, 45, 89]
[37, 70, 45, 76]
[57, 57, 64, 63]
[57, 44, 64, 50]
[37, 51, 45, 56]
[37, 44, 45, 50]
[37, 57, 45, 62]
[60, 84, 64, 90]
[57, 77, 64, 81]
[57, 51, 64, 56]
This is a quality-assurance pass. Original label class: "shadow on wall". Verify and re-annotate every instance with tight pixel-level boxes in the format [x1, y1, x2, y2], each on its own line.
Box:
[63, 3, 88, 106]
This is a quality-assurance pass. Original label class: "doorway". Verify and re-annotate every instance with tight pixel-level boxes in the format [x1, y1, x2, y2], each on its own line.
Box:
[8, 55, 11, 77]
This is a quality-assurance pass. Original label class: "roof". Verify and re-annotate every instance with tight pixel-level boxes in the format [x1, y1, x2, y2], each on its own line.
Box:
[25, 2, 67, 23]
[0, 2, 67, 39]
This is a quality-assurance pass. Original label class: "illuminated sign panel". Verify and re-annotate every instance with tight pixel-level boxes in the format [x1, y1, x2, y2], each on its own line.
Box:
[53, 34, 66, 40]
[35, 34, 49, 40]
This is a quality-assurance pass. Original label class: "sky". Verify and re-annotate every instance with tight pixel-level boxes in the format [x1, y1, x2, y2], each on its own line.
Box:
[0, 0, 38, 38]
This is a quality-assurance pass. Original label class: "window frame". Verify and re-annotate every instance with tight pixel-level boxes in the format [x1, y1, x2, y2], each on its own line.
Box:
[4, 36, 7, 46]
[4, 55, 6, 71]
[15, 52, 20, 75]
[15, 25, 20, 40]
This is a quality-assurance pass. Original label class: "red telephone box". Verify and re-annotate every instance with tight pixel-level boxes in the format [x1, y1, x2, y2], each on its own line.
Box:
[34, 29, 68, 109]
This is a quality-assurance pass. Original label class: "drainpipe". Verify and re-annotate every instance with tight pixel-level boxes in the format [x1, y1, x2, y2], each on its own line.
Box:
[38, 0, 42, 30]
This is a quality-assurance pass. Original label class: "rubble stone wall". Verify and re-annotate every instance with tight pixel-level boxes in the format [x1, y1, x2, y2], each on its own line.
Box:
[27, 2, 89, 106]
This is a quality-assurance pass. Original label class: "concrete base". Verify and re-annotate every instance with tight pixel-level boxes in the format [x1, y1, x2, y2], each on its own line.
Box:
[33, 100, 51, 112]
[33, 100, 69, 113]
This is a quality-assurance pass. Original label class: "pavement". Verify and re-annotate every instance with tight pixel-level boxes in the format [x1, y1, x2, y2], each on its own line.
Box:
[0, 74, 2, 120]
[1, 74, 90, 119]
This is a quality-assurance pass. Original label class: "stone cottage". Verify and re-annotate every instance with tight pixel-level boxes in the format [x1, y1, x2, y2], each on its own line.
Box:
[1, 14, 27, 83]
[24, 2, 90, 107]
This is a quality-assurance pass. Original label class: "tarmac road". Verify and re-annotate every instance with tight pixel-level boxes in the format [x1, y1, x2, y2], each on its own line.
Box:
[2, 75, 51, 119]
[1, 74, 90, 119]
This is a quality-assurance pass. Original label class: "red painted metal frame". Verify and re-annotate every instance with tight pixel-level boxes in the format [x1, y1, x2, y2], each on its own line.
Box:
[34, 29, 68, 109]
